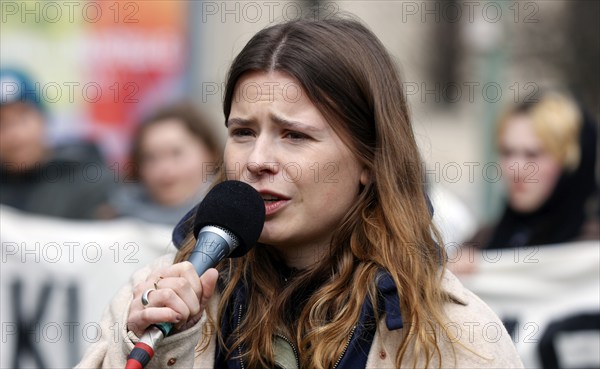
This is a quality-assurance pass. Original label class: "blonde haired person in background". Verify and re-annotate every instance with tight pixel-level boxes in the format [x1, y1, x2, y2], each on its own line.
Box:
[78, 16, 522, 369]
[450, 92, 598, 277]
[472, 92, 597, 250]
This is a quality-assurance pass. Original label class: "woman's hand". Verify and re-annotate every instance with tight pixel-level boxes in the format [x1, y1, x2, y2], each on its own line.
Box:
[127, 262, 219, 337]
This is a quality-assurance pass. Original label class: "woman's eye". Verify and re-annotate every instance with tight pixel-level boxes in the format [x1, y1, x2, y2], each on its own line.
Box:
[284, 131, 309, 140]
[230, 128, 254, 137]
[524, 150, 541, 160]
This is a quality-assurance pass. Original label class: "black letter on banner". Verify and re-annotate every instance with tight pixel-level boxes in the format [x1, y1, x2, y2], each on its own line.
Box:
[11, 279, 52, 368]
[502, 316, 519, 341]
[538, 312, 600, 369]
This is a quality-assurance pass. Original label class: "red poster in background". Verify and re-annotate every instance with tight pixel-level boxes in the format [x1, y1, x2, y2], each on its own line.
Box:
[85, 0, 187, 162]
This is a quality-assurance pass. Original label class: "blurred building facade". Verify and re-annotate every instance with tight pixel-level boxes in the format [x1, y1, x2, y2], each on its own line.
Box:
[189, 0, 599, 221]
[1, 0, 597, 221]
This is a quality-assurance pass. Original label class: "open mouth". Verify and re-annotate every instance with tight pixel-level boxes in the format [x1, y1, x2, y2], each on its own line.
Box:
[261, 194, 282, 202]
[259, 192, 290, 215]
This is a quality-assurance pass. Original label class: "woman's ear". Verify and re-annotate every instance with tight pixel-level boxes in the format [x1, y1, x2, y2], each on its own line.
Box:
[360, 167, 371, 186]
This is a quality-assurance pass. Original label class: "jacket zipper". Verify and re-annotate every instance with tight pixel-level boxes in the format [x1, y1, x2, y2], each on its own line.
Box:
[237, 304, 300, 369]
[237, 304, 245, 369]
[275, 333, 301, 369]
[332, 325, 357, 369]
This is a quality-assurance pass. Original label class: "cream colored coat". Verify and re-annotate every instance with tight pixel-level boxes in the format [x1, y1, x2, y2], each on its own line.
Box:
[76, 254, 523, 369]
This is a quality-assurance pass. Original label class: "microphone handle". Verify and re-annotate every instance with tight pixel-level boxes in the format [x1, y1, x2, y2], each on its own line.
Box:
[125, 226, 237, 369]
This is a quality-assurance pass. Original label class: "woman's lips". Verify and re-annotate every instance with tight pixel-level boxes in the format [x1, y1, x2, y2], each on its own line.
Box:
[259, 191, 290, 216]
[264, 199, 289, 216]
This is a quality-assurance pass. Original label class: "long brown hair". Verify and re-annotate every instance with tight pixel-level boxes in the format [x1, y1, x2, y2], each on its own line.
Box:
[175, 16, 452, 369]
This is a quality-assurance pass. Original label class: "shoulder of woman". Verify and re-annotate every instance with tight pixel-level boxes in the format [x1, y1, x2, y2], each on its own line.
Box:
[438, 269, 524, 368]
[440, 269, 505, 334]
[367, 271, 523, 368]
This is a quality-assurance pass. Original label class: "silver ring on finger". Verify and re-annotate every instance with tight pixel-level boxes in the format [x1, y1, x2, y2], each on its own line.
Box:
[141, 288, 155, 307]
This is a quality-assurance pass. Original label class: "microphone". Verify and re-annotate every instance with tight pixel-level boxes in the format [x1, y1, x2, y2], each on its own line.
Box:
[125, 181, 265, 369]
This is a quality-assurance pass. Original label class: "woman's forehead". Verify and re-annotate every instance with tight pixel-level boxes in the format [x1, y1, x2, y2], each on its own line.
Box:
[233, 71, 303, 101]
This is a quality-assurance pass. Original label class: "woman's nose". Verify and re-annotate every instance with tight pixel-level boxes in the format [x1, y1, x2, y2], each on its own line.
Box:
[246, 136, 279, 178]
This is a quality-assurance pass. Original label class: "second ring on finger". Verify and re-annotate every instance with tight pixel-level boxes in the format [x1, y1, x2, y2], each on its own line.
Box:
[141, 276, 164, 307]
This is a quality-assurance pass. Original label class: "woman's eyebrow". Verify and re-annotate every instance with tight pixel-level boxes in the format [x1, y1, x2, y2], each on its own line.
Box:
[225, 117, 253, 128]
[269, 113, 320, 132]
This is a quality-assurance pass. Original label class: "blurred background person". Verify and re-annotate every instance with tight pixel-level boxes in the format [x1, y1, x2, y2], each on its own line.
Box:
[105, 103, 221, 225]
[0, 68, 113, 219]
[480, 92, 597, 247]
[450, 92, 598, 274]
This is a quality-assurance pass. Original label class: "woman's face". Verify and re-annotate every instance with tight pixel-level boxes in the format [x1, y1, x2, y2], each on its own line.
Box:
[224, 71, 368, 268]
[139, 119, 214, 206]
[499, 114, 562, 213]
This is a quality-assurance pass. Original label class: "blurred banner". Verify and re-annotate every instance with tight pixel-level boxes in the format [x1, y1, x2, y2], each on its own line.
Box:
[0, 205, 173, 368]
[461, 241, 599, 369]
[2, 201, 598, 368]
[0, 0, 189, 161]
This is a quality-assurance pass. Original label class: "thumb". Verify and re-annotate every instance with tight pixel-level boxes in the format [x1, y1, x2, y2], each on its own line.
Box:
[199, 268, 219, 307]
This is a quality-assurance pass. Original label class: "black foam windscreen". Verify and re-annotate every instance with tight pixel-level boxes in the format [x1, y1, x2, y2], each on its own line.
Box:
[193, 180, 265, 257]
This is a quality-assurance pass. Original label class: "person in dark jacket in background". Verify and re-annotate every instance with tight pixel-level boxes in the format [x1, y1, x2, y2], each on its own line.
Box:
[0, 69, 113, 219]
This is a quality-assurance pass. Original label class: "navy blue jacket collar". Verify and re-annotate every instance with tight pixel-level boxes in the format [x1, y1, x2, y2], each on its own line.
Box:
[214, 270, 402, 369]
